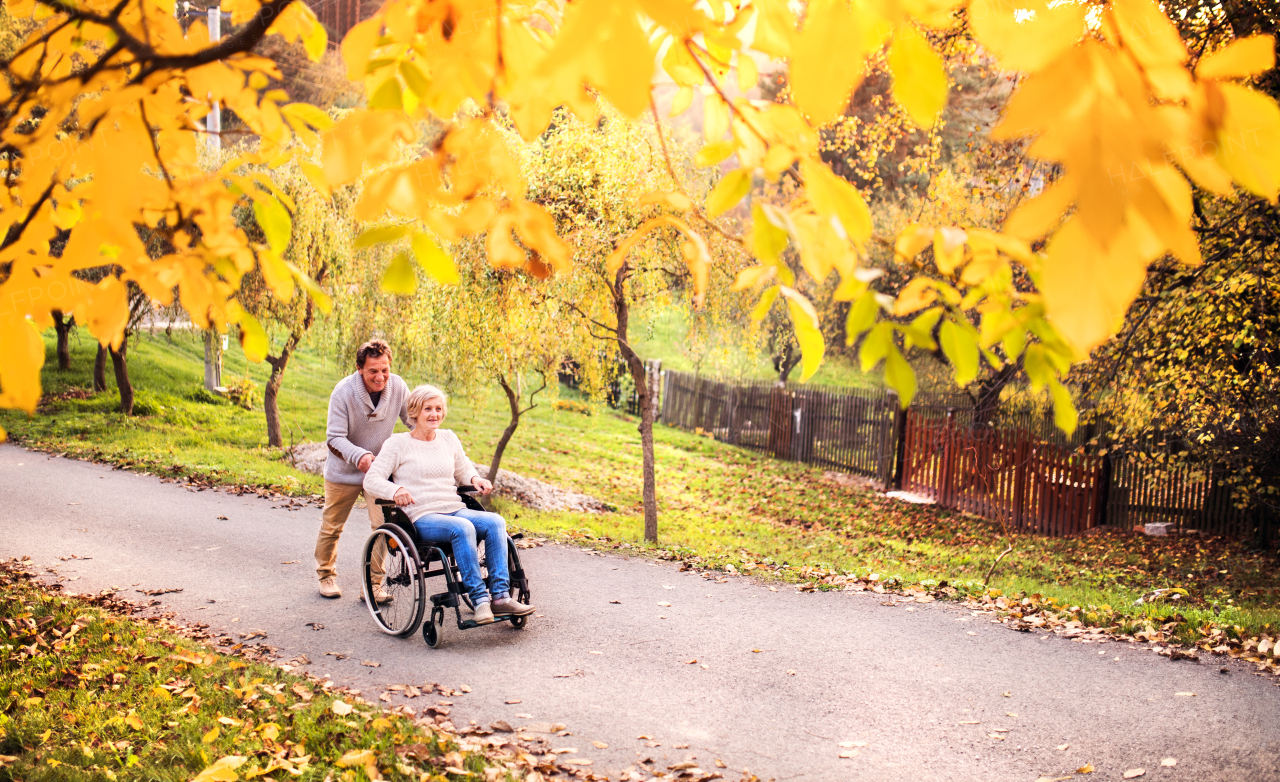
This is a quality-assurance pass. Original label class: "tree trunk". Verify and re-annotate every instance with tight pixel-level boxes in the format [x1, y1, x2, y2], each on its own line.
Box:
[109, 337, 133, 415]
[775, 341, 801, 383]
[489, 375, 523, 484]
[614, 287, 658, 542]
[264, 331, 301, 448]
[52, 311, 73, 370]
[93, 344, 108, 392]
[972, 362, 1020, 426]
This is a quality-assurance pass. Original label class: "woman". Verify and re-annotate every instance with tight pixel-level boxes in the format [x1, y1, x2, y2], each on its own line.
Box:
[364, 384, 535, 625]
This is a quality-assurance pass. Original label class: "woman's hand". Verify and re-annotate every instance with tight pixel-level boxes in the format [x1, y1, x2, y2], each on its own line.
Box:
[393, 487, 415, 507]
[471, 476, 493, 496]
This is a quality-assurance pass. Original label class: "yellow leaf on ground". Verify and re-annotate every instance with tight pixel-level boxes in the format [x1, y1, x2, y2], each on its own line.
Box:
[1077, 763, 1094, 774]
[202, 726, 220, 744]
[331, 700, 353, 716]
[191, 755, 247, 782]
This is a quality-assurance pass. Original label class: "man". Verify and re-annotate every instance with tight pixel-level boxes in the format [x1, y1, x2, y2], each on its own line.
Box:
[315, 339, 412, 601]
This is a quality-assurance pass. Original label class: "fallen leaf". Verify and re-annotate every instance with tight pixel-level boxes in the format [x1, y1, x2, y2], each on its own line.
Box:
[1175, 692, 1196, 697]
[609, 600, 621, 604]
[551, 747, 578, 754]
[125, 714, 144, 730]
[593, 741, 608, 749]
[645, 741, 662, 748]
[700, 663, 709, 669]
[988, 733, 1006, 740]
[752, 649, 762, 653]
[192, 756, 247, 782]
[216, 516, 228, 520]
[562, 759, 592, 766]
[291, 684, 312, 701]
[838, 749, 859, 758]
[967, 631, 977, 636]
[588, 650, 603, 655]
[1034, 777, 1074, 782]
[1057, 743, 1069, 751]
[1006, 712, 1018, 717]
[992, 728, 1009, 732]
[331, 700, 353, 716]
[658, 602, 672, 607]
[959, 721, 980, 725]
[837, 741, 869, 748]
[1123, 770, 1146, 779]
[217, 716, 242, 726]
[304, 622, 324, 630]
[715, 759, 727, 768]
[786, 669, 797, 675]
[637, 735, 654, 740]
[1161, 758, 1177, 767]
[281, 561, 298, 564]
[361, 660, 380, 668]
[669, 761, 697, 770]
[1077, 763, 1094, 774]
[202, 726, 220, 744]
[505, 699, 522, 704]
[460, 685, 472, 692]
[1002, 691, 1012, 697]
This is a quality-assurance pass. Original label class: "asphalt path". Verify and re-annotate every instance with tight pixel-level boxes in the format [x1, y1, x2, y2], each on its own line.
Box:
[3, 443, 1278, 781]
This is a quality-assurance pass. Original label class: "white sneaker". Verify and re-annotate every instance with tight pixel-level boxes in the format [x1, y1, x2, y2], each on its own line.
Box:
[319, 577, 341, 599]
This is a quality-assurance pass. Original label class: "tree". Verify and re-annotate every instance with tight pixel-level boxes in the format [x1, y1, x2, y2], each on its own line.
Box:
[1, 0, 1278, 449]
[237, 157, 346, 447]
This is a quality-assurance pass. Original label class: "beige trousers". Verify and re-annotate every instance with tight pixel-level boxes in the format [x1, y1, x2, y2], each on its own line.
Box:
[315, 480, 385, 582]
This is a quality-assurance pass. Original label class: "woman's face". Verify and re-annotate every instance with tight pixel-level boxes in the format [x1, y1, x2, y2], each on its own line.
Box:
[416, 397, 447, 432]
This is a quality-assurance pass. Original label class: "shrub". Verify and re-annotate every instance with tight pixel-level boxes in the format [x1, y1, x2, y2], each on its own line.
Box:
[224, 377, 258, 410]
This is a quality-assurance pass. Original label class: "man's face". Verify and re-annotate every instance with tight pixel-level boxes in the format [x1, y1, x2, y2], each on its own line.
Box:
[360, 355, 391, 394]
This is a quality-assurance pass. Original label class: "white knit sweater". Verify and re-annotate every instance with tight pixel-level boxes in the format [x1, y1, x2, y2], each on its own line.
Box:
[362, 430, 480, 520]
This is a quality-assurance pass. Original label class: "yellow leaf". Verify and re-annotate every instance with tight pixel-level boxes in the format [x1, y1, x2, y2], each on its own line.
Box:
[670, 85, 695, 117]
[789, 0, 862, 125]
[884, 345, 917, 407]
[1049, 378, 1077, 435]
[748, 203, 790, 266]
[0, 318, 44, 414]
[661, 38, 703, 87]
[888, 24, 948, 128]
[801, 158, 871, 244]
[341, 17, 382, 82]
[704, 92, 730, 142]
[411, 232, 459, 285]
[894, 223, 933, 263]
[151, 686, 171, 701]
[737, 52, 759, 92]
[933, 227, 967, 275]
[257, 723, 280, 742]
[694, 140, 735, 168]
[895, 277, 938, 316]
[336, 749, 378, 778]
[1077, 764, 1094, 774]
[330, 700, 353, 716]
[751, 286, 780, 320]
[968, 0, 1086, 73]
[354, 225, 411, 250]
[1004, 177, 1076, 241]
[1042, 217, 1152, 354]
[639, 191, 693, 211]
[732, 265, 776, 291]
[124, 714, 144, 730]
[779, 287, 825, 382]
[1214, 83, 1280, 201]
[258, 250, 295, 301]
[707, 169, 752, 217]
[191, 755, 247, 782]
[1196, 35, 1275, 79]
[379, 252, 418, 295]
[750, 0, 795, 58]
[202, 726, 220, 744]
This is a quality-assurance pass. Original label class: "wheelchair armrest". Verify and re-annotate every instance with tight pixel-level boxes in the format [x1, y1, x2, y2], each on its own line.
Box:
[375, 499, 397, 506]
[457, 486, 478, 495]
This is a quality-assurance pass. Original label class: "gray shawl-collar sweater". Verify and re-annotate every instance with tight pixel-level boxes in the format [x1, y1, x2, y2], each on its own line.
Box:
[324, 371, 412, 485]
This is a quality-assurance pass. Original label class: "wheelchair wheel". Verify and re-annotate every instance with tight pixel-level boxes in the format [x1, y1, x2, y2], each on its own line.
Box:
[423, 607, 444, 648]
[509, 586, 532, 630]
[362, 525, 425, 637]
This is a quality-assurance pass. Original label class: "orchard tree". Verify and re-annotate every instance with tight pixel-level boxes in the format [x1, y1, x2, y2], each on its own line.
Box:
[1, 0, 1278, 461]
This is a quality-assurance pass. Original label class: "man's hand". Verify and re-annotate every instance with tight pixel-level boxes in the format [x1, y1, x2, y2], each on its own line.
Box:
[357, 453, 374, 473]
[393, 488, 415, 507]
[472, 476, 494, 496]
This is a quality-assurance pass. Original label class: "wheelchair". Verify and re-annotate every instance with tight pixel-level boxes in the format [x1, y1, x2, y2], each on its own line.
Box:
[360, 487, 532, 648]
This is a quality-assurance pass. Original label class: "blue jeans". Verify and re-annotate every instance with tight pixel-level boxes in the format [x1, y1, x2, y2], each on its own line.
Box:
[411, 508, 510, 606]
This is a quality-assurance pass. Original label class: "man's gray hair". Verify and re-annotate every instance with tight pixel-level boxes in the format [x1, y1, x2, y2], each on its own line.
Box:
[406, 384, 448, 426]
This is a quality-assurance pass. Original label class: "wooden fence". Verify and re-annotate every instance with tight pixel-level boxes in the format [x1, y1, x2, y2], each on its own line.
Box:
[660, 372, 900, 484]
[651, 371, 1275, 541]
[901, 411, 1105, 536]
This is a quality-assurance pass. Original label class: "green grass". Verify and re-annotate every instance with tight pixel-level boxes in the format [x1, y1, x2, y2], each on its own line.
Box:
[0, 560, 512, 781]
[4, 326, 1279, 646]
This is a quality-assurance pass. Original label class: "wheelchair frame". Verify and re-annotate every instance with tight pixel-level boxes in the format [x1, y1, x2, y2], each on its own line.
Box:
[361, 488, 531, 648]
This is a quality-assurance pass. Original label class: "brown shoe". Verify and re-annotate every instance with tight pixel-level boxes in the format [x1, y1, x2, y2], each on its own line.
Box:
[491, 597, 535, 617]
[319, 577, 341, 599]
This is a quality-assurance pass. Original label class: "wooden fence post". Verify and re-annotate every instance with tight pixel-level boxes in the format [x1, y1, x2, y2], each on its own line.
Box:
[1012, 433, 1028, 530]
[939, 408, 957, 507]
[1095, 454, 1113, 528]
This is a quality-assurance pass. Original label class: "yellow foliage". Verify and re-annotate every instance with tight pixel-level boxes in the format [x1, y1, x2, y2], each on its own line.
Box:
[1, 0, 1278, 441]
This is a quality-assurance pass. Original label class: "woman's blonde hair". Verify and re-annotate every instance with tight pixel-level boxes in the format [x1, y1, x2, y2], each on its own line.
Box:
[406, 384, 448, 426]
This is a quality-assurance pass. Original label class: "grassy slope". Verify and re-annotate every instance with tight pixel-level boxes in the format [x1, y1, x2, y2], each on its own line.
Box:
[3, 328, 1278, 642]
